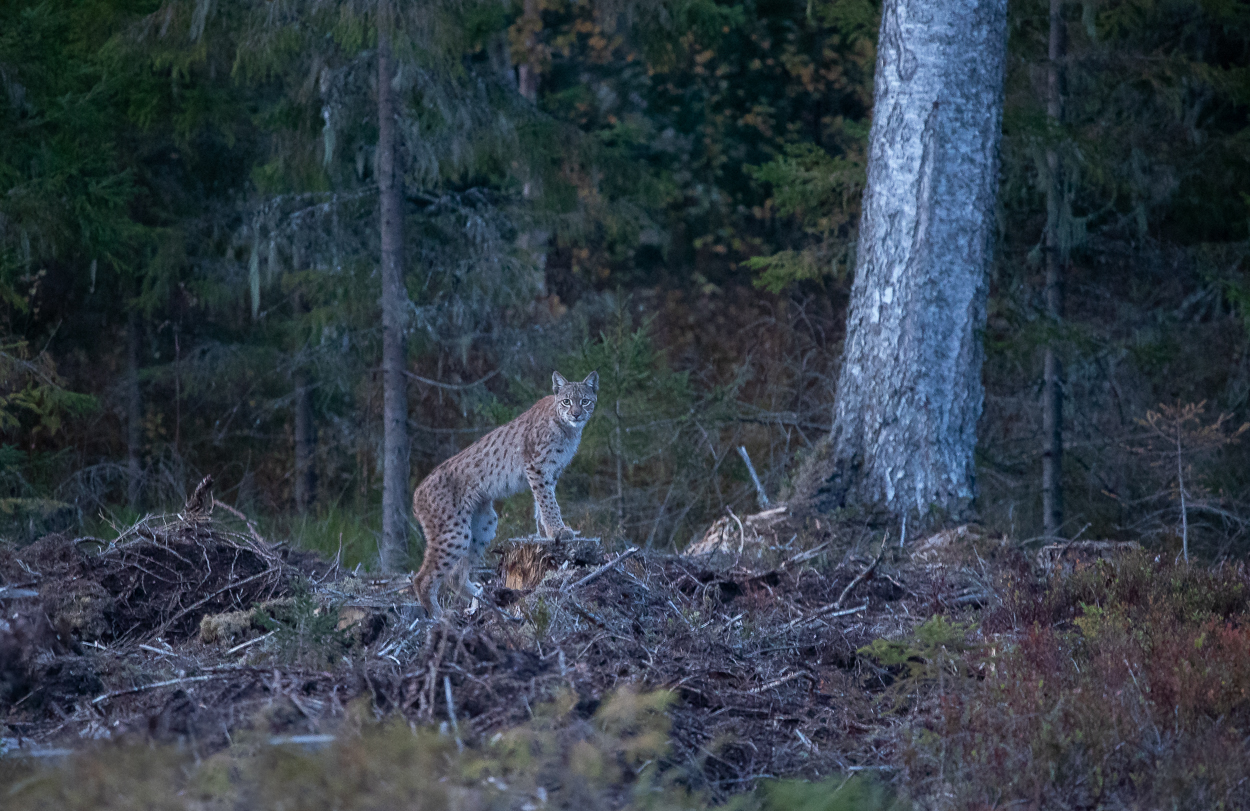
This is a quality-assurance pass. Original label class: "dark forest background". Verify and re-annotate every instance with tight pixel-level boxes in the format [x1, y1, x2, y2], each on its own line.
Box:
[2, 0, 1249, 567]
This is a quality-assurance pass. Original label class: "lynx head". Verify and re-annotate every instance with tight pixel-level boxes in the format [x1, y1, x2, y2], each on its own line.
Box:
[552, 371, 599, 428]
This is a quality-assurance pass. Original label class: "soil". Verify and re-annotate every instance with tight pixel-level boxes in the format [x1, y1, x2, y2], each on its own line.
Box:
[0, 497, 1012, 800]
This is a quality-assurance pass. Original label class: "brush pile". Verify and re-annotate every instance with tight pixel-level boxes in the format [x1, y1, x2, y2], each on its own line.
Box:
[1, 485, 1014, 799]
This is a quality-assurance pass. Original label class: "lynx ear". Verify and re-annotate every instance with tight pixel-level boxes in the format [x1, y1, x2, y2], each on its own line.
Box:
[552, 371, 569, 394]
[583, 371, 599, 392]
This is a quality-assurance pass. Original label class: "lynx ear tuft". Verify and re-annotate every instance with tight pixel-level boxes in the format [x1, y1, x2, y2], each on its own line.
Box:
[552, 371, 569, 394]
[583, 371, 599, 392]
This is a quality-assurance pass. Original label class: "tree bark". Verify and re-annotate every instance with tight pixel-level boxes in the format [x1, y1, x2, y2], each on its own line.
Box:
[126, 310, 143, 511]
[377, 1, 411, 571]
[1042, 0, 1067, 539]
[790, 0, 1008, 525]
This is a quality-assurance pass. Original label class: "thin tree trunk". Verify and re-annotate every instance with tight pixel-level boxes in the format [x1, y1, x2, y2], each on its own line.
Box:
[516, 0, 540, 103]
[378, 1, 411, 571]
[1042, 0, 1067, 539]
[126, 310, 143, 511]
[294, 368, 317, 513]
[791, 0, 1009, 525]
[614, 398, 624, 532]
[293, 288, 317, 514]
[1177, 428, 1188, 563]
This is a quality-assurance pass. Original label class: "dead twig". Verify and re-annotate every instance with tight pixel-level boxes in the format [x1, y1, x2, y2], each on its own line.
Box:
[747, 670, 814, 694]
[834, 536, 887, 609]
[726, 507, 747, 553]
[564, 547, 639, 592]
[212, 497, 266, 546]
[444, 675, 464, 751]
[737, 445, 770, 509]
[785, 602, 868, 629]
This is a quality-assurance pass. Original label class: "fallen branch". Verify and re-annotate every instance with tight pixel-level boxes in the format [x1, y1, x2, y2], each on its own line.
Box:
[92, 673, 230, 704]
[834, 537, 887, 609]
[138, 643, 176, 657]
[564, 547, 639, 592]
[782, 540, 831, 569]
[748, 670, 813, 694]
[785, 602, 868, 629]
[226, 631, 275, 655]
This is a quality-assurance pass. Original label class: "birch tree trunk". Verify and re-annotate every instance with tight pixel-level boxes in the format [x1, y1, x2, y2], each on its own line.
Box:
[1042, 0, 1067, 539]
[791, 0, 1008, 525]
[377, 1, 411, 571]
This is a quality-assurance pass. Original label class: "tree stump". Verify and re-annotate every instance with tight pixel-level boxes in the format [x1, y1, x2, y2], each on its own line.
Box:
[496, 536, 603, 590]
[686, 505, 789, 556]
[1036, 540, 1141, 574]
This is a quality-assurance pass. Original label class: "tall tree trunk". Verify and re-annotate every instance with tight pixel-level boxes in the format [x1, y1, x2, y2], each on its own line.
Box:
[293, 368, 317, 513]
[126, 310, 143, 510]
[791, 0, 1009, 525]
[1042, 0, 1067, 539]
[378, 2, 411, 571]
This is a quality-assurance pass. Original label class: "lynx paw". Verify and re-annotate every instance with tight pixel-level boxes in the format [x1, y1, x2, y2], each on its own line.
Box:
[552, 526, 577, 541]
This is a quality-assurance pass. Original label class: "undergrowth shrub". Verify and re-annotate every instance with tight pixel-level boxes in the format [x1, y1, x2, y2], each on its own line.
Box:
[859, 615, 979, 712]
[255, 586, 351, 668]
[905, 553, 1250, 809]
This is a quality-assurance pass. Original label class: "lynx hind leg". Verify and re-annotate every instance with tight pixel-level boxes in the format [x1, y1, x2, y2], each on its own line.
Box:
[413, 527, 471, 620]
[412, 489, 473, 620]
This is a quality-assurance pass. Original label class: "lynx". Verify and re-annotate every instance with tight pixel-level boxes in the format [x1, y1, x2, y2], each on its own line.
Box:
[411, 370, 599, 618]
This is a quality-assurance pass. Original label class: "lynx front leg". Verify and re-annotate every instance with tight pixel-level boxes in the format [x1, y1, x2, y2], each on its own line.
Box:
[525, 464, 575, 541]
[462, 502, 499, 606]
[469, 502, 499, 560]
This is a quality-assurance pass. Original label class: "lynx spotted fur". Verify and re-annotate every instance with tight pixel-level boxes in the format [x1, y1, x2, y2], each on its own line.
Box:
[411, 371, 599, 618]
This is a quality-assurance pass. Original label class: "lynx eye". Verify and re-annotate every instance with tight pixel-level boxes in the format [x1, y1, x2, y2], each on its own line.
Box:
[581, 399, 590, 405]
[563, 399, 570, 405]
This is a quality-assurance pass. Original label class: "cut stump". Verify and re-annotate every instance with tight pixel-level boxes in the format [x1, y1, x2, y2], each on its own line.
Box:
[496, 536, 602, 590]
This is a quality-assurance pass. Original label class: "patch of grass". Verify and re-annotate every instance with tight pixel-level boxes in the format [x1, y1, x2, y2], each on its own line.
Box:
[266, 504, 380, 571]
[732, 773, 907, 811]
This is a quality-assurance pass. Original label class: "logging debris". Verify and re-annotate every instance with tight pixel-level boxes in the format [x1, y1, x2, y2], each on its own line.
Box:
[1, 504, 1019, 798]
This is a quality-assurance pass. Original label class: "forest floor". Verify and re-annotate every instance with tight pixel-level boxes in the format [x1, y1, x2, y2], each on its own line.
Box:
[3, 485, 1246, 810]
